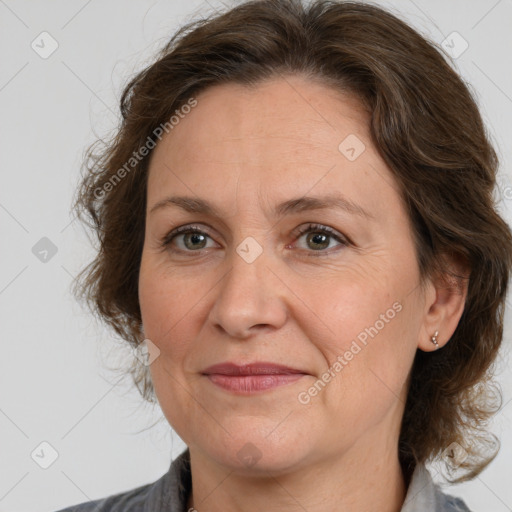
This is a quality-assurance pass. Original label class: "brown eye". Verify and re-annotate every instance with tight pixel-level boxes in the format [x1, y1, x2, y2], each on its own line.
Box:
[293, 223, 348, 254]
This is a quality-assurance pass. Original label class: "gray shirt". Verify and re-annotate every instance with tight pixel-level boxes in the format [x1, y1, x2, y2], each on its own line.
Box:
[55, 449, 473, 511]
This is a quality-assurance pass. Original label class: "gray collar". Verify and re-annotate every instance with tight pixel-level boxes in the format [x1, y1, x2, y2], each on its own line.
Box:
[402, 464, 438, 510]
[402, 464, 472, 511]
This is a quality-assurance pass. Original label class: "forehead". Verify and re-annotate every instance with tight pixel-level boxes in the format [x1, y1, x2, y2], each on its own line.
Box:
[147, 75, 401, 220]
[159, 75, 370, 160]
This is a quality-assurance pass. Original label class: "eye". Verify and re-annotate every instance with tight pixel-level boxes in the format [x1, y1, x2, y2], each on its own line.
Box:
[161, 225, 217, 253]
[291, 223, 348, 255]
[161, 222, 349, 256]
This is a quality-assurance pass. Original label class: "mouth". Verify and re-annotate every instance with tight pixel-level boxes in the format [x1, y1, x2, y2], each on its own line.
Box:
[201, 362, 309, 394]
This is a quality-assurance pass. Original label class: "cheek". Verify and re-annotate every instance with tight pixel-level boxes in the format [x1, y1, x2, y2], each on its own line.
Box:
[138, 259, 202, 435]
[138, 257, 197, 362]
[292, 268, 397, 358]
[301, 268, 417, 411]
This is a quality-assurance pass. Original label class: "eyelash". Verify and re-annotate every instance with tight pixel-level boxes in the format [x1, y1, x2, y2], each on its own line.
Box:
[160, 223, 349, 257]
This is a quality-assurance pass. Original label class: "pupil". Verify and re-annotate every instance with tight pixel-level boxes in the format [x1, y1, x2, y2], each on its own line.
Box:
[308, 233, 328, 250]
[186, 233, 206, 249]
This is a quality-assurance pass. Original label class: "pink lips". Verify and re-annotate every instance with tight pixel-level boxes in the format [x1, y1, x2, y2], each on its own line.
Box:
[202, 362, 308, 394]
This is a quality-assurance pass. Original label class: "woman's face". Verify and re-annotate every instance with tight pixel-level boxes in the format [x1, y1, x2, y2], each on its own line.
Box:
[139, 75, 432, 473]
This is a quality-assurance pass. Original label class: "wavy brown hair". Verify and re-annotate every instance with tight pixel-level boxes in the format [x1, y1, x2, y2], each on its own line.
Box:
[72, 0, 512, 483]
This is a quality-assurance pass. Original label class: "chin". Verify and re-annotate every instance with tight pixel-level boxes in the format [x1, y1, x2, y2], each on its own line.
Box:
[196, 426, 315, 476]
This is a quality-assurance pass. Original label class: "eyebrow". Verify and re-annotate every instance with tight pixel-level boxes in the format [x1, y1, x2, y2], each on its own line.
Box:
[149, 193, 374, 221]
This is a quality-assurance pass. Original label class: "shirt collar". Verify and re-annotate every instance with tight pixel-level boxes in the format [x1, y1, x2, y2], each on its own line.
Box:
[400, 463, 439, 511]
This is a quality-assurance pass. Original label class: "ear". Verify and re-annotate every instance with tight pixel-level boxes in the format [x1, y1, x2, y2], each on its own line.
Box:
[418, 252, 470, 352]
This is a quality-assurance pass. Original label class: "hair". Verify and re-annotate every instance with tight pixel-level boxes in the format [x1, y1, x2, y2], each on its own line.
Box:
[72, 0, 512, 483]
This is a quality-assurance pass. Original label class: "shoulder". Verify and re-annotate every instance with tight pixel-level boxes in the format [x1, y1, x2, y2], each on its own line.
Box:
[53, 481, 154, 512]
[53, 449, 191, 512]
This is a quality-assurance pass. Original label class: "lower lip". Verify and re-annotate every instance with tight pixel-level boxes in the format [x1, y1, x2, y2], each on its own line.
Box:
[205, 374, 306, 393]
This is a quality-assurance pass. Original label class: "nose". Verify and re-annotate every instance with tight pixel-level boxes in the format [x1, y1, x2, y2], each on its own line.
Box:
[207, 244, 288, 339]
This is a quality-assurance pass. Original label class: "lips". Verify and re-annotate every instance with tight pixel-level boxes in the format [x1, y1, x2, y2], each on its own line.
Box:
[202, 362, 308, 394]
[202, 362, 307, 376]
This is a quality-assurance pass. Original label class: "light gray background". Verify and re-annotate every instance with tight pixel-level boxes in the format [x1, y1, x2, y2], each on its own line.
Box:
[1, 1, 511, 511]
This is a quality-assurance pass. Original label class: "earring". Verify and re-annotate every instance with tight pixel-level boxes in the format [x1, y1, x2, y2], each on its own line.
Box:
[431, 330, 439, 350]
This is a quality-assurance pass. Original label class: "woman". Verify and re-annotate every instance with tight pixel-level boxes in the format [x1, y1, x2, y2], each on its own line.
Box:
[57, 0, 512, 510]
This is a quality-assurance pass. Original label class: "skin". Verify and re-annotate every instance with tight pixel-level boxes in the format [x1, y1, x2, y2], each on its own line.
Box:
[138, 74, 468, 512]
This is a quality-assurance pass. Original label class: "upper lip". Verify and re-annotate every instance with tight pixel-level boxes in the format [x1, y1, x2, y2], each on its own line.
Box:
[202, 362, 308, 376]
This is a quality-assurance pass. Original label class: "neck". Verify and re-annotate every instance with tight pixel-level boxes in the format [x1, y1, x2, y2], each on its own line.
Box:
[186, 437, 407, 512]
